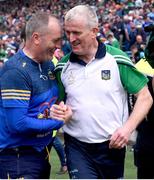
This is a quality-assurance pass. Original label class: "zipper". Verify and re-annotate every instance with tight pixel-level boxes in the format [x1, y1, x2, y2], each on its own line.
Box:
[38, 64, 48, 80]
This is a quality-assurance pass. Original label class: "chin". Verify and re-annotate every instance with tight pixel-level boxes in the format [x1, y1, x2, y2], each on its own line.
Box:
[50, 55, 54, 59]
[47, 55, 53, 61]
[72, 49, 82, 55]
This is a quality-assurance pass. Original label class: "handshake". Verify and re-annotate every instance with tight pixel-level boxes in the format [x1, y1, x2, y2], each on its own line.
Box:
[50, 101, 72, 123]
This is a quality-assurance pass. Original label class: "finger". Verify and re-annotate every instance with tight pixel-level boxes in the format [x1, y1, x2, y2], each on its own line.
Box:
[52, 104, 64, 111]
[51, 105, 65, 115]
[110, 136, 127, 149]
[110, 136, 123, 148]
[59, 101, 64, 107]
[109, 134, 119, 148]
[50, 110, 65, 118]
[50, 113, 65, 121]
[53, 110, 65, 116]
[113, 140, 126, 149]
[59, 101, 67, 111]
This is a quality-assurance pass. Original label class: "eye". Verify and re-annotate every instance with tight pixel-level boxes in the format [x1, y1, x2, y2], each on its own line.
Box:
[65, 31, 81, 37]
[75, 31, 82, 35]
[65, 31, 70, 37]
[53, 37, 62, 44]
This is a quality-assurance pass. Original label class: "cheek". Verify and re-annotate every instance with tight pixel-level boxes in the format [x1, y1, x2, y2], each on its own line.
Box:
[46, 41, 54, 49]
[81, 38, 91, 48]
[80, 32, 92, 44]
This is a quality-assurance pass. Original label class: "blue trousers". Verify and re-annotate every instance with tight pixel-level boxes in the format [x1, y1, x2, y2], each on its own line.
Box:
[0, 147, 51, 179]
[53, 136, 66, 167]
[64, 133, 125, 179]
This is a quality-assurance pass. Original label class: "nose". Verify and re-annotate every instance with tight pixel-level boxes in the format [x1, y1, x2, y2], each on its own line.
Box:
[69, 33, 76, 43]
[55, 40, 62, 49]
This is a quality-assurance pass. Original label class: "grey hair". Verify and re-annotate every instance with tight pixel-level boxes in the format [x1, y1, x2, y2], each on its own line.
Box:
[65, 5, 98, 28]
[25, 11, 57, 39]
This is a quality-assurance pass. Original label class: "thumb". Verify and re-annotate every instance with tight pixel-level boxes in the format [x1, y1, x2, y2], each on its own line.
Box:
[59, 101, 64, 107]
[59, 101, 67, 111]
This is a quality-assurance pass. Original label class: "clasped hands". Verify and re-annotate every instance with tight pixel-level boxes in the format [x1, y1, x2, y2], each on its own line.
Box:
[50, 101, 72, 123]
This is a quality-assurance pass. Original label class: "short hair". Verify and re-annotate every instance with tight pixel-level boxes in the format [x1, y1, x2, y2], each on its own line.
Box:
[25, 11, 57, 39]
[65, 5, 98, 29]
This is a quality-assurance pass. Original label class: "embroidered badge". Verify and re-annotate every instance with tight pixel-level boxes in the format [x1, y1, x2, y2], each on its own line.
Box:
[68, 71, 75, 85]
[37, 113, 44, 119]
[48, 70, 55, 80]
[101, 70, 111, 80]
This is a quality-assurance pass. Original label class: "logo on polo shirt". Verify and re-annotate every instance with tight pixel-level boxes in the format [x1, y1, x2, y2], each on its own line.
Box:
[101, 70, 110, 80]
[68, 71, 75, 85]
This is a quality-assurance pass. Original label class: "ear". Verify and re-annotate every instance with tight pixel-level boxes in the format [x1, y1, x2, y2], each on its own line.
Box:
[32, 32, 40, 45]
[91, 27, 99, 38]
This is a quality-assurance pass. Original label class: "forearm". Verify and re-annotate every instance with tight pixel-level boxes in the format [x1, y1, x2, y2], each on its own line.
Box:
[124, 86, 153, 133]
[109, 86, 153, 149]
[5, 107, 64, 134]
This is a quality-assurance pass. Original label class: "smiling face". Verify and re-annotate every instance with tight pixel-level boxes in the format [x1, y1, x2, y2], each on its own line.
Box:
[38, 17, 62, 61]
[65, 18, 98, 60]
[24, 13, 62, 63]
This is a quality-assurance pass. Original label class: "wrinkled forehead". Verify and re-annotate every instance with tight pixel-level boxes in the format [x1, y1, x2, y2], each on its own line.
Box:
[64, 16, 89, 30]
[65, 14, 87, 23]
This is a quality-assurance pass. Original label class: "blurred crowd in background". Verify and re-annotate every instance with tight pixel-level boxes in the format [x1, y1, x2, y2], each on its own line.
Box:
[0, 0, 154, 65]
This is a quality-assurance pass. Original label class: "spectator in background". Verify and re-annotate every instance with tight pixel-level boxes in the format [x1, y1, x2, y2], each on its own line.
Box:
[130, 44, 140, 63]
[110, 15, 124, 47]
[54, 48, 64, 61]
[0, 11, 72, 179]
[130, 35, 145, 63]
[1, 0, 154, 60]
[134, 28, 154, 179]
[0, 44, 7, 62]
[62, 39, 72, 55]
[127, 22, 138, 51]
[134, 35, 146, 50]
[107, 32, 121, 49]
[54, 5, 152, 179]
[0, 59, 4, 70]
[134, 76, 154, 179]
[19, 25, 26, 49]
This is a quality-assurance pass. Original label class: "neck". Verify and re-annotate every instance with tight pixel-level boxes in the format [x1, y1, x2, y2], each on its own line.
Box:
[79, 40, 98, 63]
[23, 47, 40, 63]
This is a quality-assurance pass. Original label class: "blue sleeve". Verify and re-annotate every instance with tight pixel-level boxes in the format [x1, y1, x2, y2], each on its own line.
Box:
[5, 107, 64, 134]
[1, 68, 31, 108]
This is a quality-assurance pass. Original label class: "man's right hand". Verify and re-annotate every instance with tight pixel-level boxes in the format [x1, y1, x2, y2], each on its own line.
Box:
[50, 101, 72, 123]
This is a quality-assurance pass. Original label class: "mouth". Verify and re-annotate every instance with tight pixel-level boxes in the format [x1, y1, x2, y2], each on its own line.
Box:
[72, 40, 80, 47]
[48, 49, 55, 57]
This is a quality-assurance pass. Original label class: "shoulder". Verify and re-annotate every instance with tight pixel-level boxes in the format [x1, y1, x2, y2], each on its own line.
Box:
[1, 52, 30, 80]
[105, 44, 134, 67]
[4, 51, 26, 71]
[54, 53, 71, 73]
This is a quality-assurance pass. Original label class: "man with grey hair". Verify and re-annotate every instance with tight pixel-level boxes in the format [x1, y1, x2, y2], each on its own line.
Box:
[0, 11, 72, 178]
[54, 4, 153, 179]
